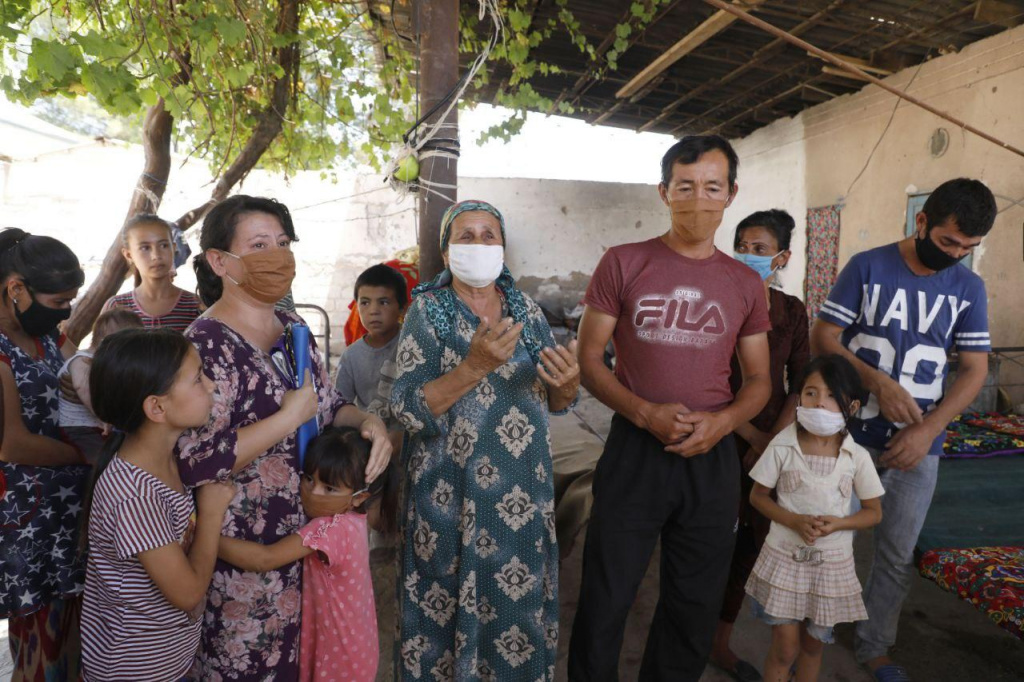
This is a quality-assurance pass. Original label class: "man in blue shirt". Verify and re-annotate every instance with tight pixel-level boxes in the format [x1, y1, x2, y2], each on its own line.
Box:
[811, 178, 996, 682]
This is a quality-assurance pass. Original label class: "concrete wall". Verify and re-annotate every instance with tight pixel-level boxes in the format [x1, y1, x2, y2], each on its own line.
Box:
[0, 144, 666, 356]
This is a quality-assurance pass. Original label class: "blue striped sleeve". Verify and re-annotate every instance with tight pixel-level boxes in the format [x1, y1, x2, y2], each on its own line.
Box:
[818, 255, 863, 329]
[953, 275, 991, 353]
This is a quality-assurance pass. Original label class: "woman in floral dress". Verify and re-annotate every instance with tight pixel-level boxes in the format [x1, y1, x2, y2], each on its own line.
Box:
[0, 229, 88, 681]
[177, 195, 391, 680]
[392, 201, 580, 681]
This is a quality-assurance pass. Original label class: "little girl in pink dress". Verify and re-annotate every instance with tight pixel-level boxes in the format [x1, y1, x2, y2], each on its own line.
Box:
[218, 426, 398, 681]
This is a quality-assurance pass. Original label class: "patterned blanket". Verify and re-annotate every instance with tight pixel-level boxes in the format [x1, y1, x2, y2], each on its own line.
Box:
[943, 413, 1024, 458]
[919, 546, 1024, 640]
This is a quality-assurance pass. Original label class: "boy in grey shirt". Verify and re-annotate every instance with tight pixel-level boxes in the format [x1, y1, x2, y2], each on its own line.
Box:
[335, 264, 408, 424]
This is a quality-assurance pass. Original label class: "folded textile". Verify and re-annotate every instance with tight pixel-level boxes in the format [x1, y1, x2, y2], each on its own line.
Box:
[943, 413, 1024, 458]
[919, 546, 1024, 640]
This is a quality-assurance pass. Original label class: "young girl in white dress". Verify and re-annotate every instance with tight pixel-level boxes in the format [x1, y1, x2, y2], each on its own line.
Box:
[746, 354, 885, 682]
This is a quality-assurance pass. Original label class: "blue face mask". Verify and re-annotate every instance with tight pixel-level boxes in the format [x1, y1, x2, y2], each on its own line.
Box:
[734, 251, 782, 280]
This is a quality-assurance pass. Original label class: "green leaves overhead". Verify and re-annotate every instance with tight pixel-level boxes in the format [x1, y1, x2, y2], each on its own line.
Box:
[0, 0, 673, 169]
[476, 0, 671, 142]
[0, 0, 416, 173]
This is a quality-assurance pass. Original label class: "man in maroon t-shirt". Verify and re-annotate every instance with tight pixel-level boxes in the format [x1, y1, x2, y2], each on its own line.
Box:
[568, 135, 771, 682]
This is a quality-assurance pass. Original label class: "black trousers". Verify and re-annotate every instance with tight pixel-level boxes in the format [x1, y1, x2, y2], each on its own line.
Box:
[568, 414, 740, 682]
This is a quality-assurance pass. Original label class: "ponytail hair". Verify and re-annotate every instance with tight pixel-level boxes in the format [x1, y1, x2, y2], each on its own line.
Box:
[0, 228, 84, 296]
[304, 426, 400, 536]
[193, 195, 299, 307]
[79, 328, 192, 549]
[122, 214, 175, 288]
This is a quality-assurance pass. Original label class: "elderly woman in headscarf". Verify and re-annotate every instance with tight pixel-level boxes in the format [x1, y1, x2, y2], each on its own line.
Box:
[391, 200, 579, 681]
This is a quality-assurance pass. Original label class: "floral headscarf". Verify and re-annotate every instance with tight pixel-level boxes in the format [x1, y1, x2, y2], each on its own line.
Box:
[412, 200, 543, 364]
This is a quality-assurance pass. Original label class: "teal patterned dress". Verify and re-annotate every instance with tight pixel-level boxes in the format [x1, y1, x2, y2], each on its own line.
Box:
[392, 287, 567, 681]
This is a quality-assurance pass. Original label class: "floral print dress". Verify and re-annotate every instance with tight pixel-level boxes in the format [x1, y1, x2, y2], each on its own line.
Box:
[177, 311, 343, 681]
[392, 290, 565, 682]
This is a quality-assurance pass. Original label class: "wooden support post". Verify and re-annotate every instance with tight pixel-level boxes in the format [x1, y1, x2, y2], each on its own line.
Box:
[416, 0, 459, 282]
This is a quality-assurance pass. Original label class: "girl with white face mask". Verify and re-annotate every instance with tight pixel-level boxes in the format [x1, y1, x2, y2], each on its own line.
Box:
[743, 355, 886, 682]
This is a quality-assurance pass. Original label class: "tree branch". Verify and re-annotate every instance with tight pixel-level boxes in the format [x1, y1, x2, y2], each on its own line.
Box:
[64, 98, 176, 343]
[174, 0, 300, 231]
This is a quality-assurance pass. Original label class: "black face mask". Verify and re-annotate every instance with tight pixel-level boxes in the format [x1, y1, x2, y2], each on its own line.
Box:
[915, 229, 963, 272]
[15, 294, 71, 337]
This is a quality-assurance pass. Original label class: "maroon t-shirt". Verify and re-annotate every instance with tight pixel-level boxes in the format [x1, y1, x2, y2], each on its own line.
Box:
[585, 237, 771, 413]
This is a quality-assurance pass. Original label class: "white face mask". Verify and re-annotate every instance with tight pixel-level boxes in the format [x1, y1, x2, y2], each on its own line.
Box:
[796, 406, 847, 437]
[448, 244, 504, 288]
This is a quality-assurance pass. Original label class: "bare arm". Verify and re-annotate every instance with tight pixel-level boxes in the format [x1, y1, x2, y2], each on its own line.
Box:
[576, 306, 691, 444]
[137, 482, 235, 612]
[817, 497, 882, 536]
[230, 370, 319, 474]
[333, 404, 392, 483]
[421, 317, 523, 418]
[750, 482, 821, 545]
[68, 356, 96, 415]
[0, 363, 79, 465]
[922, 350, 987, 436]
[881, 350, 988, 470]
[218, 534, 312, 573]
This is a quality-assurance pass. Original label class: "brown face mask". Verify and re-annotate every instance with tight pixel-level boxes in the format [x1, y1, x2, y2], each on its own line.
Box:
[223, 248, 296, 304]
[300, 479, 365, 519]
[669, 198, 727, 243]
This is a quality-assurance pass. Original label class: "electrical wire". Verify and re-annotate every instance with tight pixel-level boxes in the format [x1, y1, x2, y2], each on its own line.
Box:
[844, 62, 925, 198]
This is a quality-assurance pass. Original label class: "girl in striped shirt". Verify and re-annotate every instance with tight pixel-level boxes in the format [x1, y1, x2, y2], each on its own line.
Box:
[80, 328, 235, 682]
[102, 214, 202, 332]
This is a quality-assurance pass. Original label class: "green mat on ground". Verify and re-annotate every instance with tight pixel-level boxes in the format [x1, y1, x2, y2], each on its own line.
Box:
[916, 455, 1024, 553]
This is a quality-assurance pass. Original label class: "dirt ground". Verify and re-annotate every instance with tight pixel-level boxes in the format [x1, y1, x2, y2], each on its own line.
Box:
[4, 400, 1021, 681]
[368, 397, 1024, 681]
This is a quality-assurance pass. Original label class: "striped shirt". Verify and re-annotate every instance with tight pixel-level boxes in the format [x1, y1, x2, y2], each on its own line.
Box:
[82, 456, 200, 682]
[103, 289, 202, 332]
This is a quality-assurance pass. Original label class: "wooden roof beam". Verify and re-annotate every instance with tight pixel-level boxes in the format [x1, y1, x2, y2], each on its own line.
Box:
[615, 0, 768, 101]
[549, 0, 684, 113]
[700, 0, 1024, 157]
[873, 2, 979, 54]
[665, 0, 935, 136]
[809, 51, 893, 75]
[975, 0, 1024, 27]
[821, 65, 871, 80]
[640, 0, 849, 133]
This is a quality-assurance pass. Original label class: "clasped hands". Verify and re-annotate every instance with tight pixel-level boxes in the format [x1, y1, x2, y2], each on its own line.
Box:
[789, 514, 845, 545]
[642, 402, 733, 458]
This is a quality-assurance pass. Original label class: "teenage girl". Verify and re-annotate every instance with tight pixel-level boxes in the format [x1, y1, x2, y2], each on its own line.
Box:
[746, 355, 885, 682]
[218, 426, 398, 682]
[80, 328, 235, 682]
[103, 214, 202, 331]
